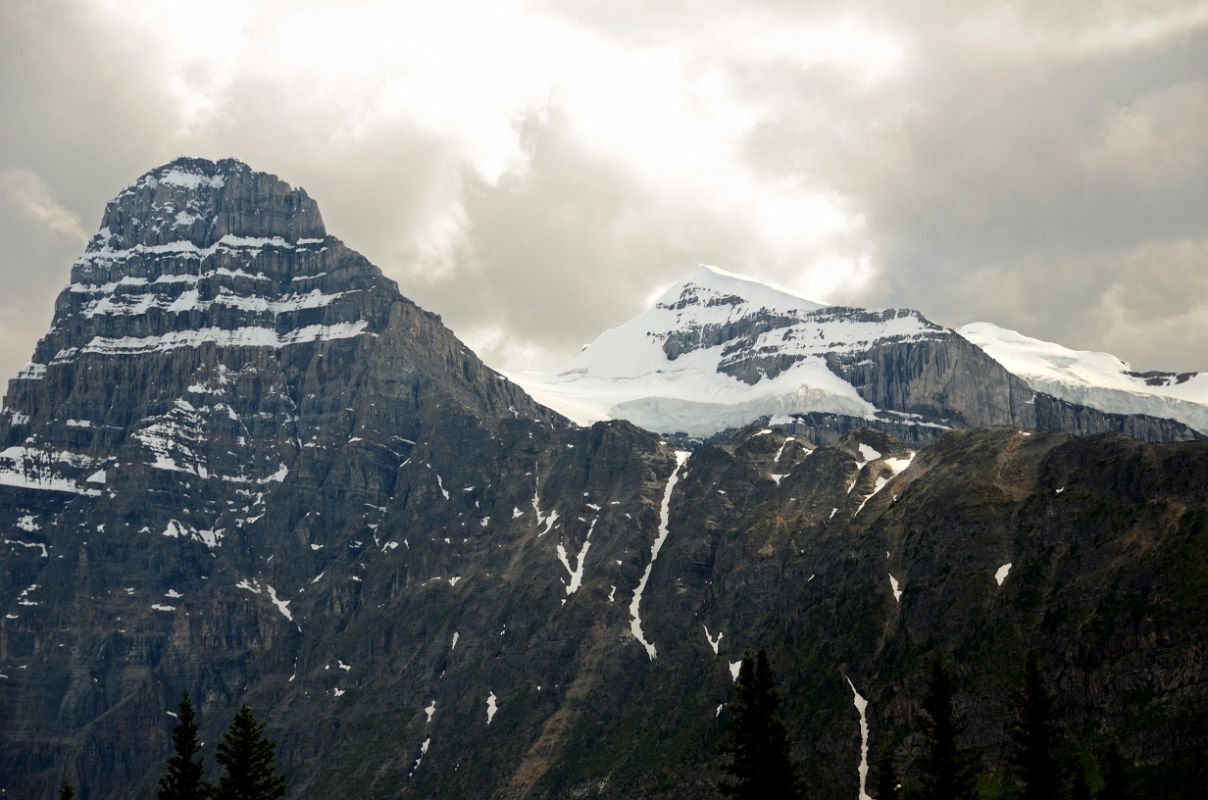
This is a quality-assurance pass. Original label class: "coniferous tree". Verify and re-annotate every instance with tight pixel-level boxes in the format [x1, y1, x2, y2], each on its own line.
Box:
[1098, 735, 1134, 800]
[1069, 769, 1092, 800]
[873, 740, 899, 800]
[915, 656, 979, 800]
[158, 691, 211, 800]
[718, 647, 805, 799]
[1007, 652, 1062, 800]
[58, 776, 75, 800]
[213, 704, 286, 800]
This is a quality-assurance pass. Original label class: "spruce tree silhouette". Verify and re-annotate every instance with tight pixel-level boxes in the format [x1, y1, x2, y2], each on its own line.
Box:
[158, 691, 211, 800]
[718, 647, 804, 799]
[213, 704, 286, 800]
[58, 776, 75, 800]
[1008, 652, 1062, 800]
[1099, 735, 1135, 800]
[915, 656, 978, 800]
[873, 740, 899, 800]
[1070, 769, 1092, 800]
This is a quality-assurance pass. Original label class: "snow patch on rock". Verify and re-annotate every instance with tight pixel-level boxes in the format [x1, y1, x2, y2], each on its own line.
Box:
[629, 452, 690, 660]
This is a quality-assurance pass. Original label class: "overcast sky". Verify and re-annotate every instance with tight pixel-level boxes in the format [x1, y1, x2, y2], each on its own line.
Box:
[2, 0, 1207, 382]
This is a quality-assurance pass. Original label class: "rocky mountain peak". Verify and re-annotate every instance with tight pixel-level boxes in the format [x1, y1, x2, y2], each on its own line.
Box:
[84, 157, 324, 270]
[19, 157, 388, 388]
[0, 158, 552, 498]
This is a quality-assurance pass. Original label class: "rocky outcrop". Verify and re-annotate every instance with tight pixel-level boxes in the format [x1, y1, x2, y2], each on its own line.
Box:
[828, 333, 1035, 428]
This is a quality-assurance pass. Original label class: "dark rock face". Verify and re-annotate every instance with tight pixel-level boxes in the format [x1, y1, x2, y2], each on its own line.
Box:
[2, 160, 1207, 800]
[828, 333, 1034, 428]
[1032, 392, 1204, 442]
[1125, 369, 1198, 387]
[830, 335, 1203, 444]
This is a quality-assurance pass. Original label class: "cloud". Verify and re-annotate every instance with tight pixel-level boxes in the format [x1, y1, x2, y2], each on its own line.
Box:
[1091, 237, 1208, 369]
[769, 3, 1208, 370]
[0, 168, 89, 245]
[0, 0, 1205, 386]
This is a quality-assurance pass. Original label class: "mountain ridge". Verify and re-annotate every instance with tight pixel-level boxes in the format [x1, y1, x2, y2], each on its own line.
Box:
[959, 319, 1208, 433]
[510, 263, 1207, 442]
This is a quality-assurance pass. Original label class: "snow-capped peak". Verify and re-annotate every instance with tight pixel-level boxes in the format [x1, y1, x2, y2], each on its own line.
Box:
[653, 264, 827, 314]
[508, 264, 945, 436]
[509, 266, 1208, 440]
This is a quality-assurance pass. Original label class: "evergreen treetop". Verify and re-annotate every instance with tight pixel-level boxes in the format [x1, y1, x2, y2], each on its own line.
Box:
[213, 704, 286, 800]
[916, 656, 979, 800]
[158, 690, 211, 800]
[1099, 734, 1135, 800]
[718, 647, 805, 799]
[873, 739, 899, 800]
[1008, 652, 1063, 800]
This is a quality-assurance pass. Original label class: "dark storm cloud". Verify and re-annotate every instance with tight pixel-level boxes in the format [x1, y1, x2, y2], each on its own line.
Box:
[1, 0, 1205, 385]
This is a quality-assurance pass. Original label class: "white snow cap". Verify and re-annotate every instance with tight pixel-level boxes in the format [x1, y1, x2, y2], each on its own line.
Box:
[658, 264, 827, 313]
[507, 264, 942, 436]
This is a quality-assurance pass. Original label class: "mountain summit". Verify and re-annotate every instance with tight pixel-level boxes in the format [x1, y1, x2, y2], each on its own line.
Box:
[0, 157, 552, 497]
[512, 264, 1206, 441]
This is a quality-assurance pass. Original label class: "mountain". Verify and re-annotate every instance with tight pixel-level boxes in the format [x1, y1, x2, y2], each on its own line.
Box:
[2, 160, 1207, 800]
[959, 321, 1208, 435]
[511, 264, 1206, 443]
[0, 156, 564, 793]
[0, 157, 554, 499]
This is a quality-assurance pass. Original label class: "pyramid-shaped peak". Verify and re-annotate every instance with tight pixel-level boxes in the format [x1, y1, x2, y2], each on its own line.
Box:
[656, 263, 828, 313]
